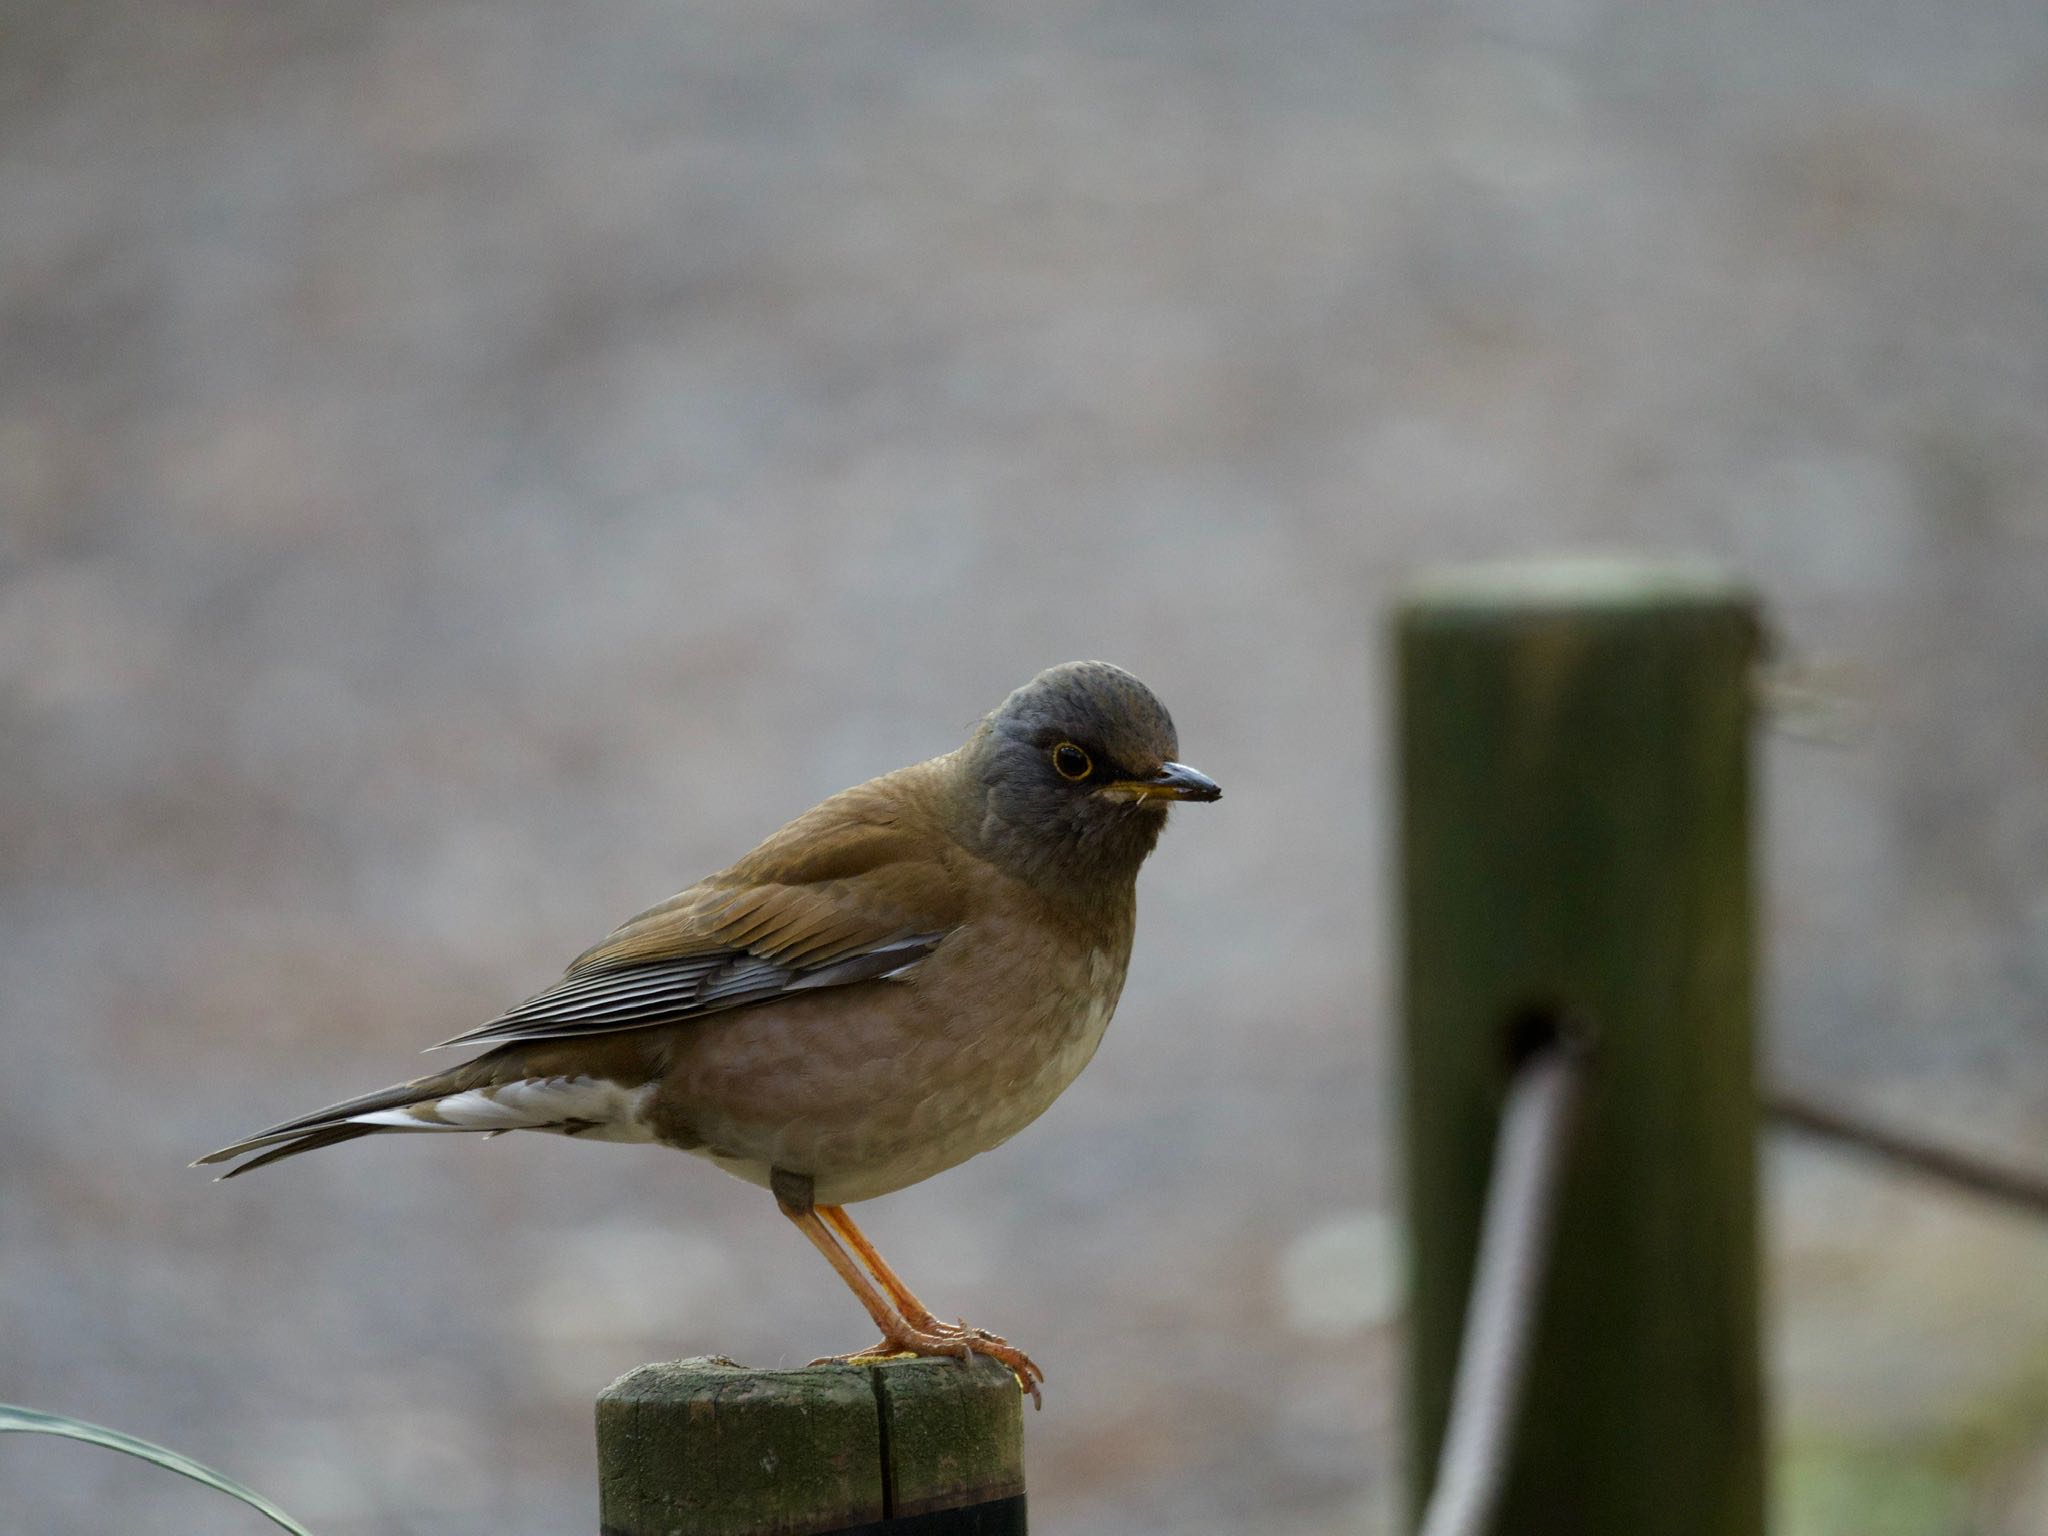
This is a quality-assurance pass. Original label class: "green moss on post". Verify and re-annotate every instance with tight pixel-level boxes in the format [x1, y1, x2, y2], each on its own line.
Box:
[597, 1360, 882, 1536]
[1397, 557, 1766, 1536]
[597, 1357, 1025, 1536]
[872, 1358, 1025, 1519]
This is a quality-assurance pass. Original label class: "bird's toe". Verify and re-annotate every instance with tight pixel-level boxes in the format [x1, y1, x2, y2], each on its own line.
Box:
[812, 1326, 1044, 1407]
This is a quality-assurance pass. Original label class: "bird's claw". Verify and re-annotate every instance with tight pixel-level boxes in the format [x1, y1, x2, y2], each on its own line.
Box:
[811, 1325, 1045, 1409]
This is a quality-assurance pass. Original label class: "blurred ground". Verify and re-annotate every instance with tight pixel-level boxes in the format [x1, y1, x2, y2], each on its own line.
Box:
[3, 0, 2047, 1531]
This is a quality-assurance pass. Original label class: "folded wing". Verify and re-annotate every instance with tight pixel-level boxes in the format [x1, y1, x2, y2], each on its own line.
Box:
[433, 787, 965, 1051]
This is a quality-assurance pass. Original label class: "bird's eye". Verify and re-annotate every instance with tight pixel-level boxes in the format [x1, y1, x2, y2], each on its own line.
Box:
[1051, 742, 1092, 781]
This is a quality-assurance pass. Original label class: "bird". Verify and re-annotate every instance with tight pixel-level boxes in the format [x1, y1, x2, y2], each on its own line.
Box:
[196, 660, 1219, 1403]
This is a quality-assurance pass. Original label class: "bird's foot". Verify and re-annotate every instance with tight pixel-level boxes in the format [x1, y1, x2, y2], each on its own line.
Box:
[811, 1325, 1046, 1409]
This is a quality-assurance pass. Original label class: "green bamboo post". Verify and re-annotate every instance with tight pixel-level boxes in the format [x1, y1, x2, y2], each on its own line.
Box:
[1397, 557, 1765, 1536]
[597, 1357, 1026, 1536]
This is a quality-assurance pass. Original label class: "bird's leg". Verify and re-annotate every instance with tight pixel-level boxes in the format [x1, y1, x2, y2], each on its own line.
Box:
[772, 1172, 1044, 1406]
[815, 1198, 1032, 1358]
[815, 1205, 1033, 1370]
[816, 1204, 955, 1335]
[781, 1205, 912, 1341]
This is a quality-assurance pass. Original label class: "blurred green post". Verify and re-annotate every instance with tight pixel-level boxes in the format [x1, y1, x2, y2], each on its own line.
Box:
[1396, 558, 1766, 1536]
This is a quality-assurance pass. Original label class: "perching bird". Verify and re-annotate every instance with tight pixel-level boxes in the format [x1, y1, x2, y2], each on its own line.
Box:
[197, 661, 1218, 1401]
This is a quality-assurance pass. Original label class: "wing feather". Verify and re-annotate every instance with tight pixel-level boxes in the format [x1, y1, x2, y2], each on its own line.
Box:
[431, 772, 964, 1051]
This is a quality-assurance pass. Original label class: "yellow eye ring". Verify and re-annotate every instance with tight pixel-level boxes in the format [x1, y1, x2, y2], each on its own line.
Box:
[1051, 742, 1092, 781]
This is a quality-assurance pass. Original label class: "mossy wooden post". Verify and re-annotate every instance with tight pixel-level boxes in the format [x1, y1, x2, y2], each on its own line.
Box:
[1397, 558, 1765, 1536]
[597, 1357, 1026, 1535]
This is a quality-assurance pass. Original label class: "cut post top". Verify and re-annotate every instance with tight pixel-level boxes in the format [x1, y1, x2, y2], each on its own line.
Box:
[598, 1356, 1026, 1536]
[1398, 555, 1753, 617]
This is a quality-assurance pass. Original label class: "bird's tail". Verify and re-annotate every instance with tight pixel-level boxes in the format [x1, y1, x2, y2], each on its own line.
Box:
[192, 1071, 473, 1179]
[193, 1053, 658, 1178]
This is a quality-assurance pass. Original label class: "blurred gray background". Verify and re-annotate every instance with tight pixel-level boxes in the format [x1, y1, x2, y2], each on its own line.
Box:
[4, 0, 2047, 1531]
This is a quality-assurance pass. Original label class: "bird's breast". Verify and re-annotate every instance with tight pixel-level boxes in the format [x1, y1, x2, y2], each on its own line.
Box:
[834, 928, 1130, 1199]
[655, 911, 1134, 1204]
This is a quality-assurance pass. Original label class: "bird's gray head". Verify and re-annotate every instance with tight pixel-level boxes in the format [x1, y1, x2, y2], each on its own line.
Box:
[955, 661, 1220, 893]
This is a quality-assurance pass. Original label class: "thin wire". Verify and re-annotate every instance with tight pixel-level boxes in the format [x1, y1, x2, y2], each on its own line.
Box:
[1765, 1085, 2048, 1221]
[1416, 1044, 1587, 1536]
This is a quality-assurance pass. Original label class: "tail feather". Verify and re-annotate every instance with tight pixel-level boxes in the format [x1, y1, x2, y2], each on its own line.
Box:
[220, 1075, 463, 1148]
[193, 1071, 464, 1173]
[212, 1124, 382, 1179]
[194, 1053, 660, 1176]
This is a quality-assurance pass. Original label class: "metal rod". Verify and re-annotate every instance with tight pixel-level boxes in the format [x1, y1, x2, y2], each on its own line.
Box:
[1416, 1045, 1586, 1536]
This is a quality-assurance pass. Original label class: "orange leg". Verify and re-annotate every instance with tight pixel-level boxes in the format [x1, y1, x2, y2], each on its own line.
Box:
[819, 1206, 1037, 1370]
[778, 1201, 1044, 1406]
[818, 1205, 954, 1334]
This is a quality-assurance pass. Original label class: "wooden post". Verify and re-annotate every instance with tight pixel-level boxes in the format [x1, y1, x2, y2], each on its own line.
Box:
[597, 1357, 1026, 1536]
[1396, 557, 1766, 1536]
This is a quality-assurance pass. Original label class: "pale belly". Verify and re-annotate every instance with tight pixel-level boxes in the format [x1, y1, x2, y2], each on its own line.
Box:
[651, 936, 1128, 1205]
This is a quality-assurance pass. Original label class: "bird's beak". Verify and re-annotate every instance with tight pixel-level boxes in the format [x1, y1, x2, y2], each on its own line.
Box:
[1100, 761, 1223, 804]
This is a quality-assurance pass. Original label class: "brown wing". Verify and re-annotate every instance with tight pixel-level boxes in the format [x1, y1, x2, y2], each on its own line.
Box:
[431, 775, 965, 1051]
